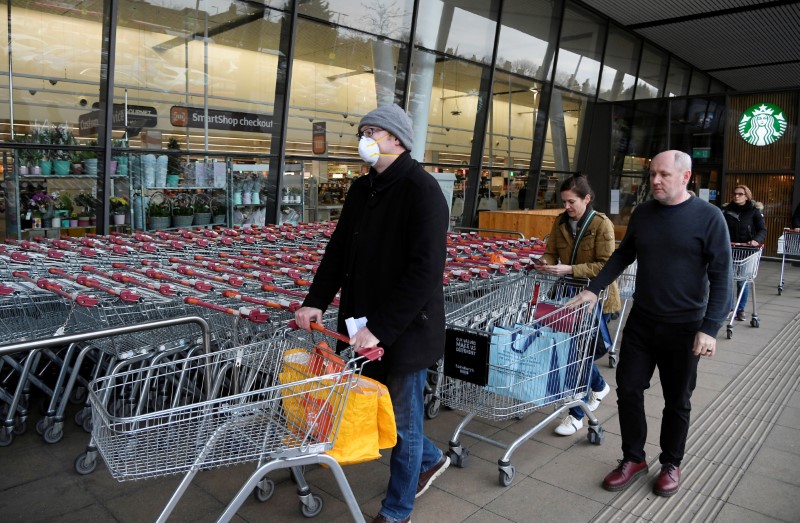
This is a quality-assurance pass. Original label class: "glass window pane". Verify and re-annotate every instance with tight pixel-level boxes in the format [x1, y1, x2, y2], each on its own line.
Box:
[3, 1, 105, 139]
[415, 0, 499, 65]
[634, 44, 667, 99]
[665, 59, 690, 97]
[112, 0, 286, 155]
[689, 70, 710, 95]
[709, 79, 727, 94]
[496, 0, 559, 82]
[409, 49, 484, 167]
[598, 26, 640, 102]
[298, 0, 414, 41]
[288, 20, 404, 158]
[482, 72, 542, 209]
[543, 88, 589, 174]
[554, 5, 606, 97]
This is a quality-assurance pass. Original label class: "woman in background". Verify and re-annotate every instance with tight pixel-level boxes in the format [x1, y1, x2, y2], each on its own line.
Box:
[722, 185, 766, 321]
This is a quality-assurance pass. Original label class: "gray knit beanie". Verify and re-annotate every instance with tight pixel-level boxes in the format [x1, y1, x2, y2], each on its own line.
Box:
[359, 104, 414, 151]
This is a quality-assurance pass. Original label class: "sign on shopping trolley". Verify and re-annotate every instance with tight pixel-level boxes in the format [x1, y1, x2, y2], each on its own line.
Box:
[444, 328, 489, 385]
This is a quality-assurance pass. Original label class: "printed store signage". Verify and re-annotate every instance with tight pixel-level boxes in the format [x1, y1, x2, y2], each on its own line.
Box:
[738, 103, 787, 146]
[170, 106, 273, 134]
[444, 328, 489, 386]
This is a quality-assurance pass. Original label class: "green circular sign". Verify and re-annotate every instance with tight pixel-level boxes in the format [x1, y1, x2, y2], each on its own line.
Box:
[738, 103, 787, 146]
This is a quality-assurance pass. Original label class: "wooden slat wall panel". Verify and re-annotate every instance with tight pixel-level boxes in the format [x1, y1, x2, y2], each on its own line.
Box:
[726, 92, 797, 172]
[723, 174, 794, 257]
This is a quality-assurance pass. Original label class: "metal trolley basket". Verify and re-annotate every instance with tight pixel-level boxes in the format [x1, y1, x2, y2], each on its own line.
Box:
[88, 333, 381, 523]
[441, 273, 606, 486]
[726, 243, 763, 339]
[778, 228, 800, 295]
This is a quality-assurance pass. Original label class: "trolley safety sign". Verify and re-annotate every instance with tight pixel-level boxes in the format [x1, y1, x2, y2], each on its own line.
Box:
[444, 328, 490, 386]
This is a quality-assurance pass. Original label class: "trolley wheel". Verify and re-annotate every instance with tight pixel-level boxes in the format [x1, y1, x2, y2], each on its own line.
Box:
[36, 417, 47, 436]
[69, 387, 87, 405]
[499, 466, 515, 487]
[74, 409, 86, 426]
[0, 427, 13, 447]
[778, 287, 783, 296]
[252, 479, 275, 503]
[751, 318, 760, 328]
[82, 415, 93, 433]
[299, 494, 323, 518]
[609, 354, 618, 368]
[446, 448, 469, 468]
[74, 452, 96, 475]
[43, 424, 64, 444]
[13, 418, 27, 436]
[726, 328, 733, 339]
[587, 425, 605, 445]
[425, 398, 441, 420]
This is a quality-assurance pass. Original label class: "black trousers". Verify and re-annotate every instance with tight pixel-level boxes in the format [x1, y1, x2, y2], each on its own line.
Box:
[616, 307, 702, 467]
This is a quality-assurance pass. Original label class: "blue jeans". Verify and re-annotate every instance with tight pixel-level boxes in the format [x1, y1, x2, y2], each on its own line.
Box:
[380, 368, 443, 521]
[734, 280, 749, 312]
[569, 363, 606, 420]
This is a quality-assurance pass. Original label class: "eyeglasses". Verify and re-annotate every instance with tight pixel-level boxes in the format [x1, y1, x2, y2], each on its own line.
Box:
[733, 192, 746, 197]
[357, 127, 384, 140]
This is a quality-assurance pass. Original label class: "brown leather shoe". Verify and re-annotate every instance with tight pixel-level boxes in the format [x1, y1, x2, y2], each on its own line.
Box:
[653, 463, 680, 497]
[416, 455, 450, 498]
[602, 459, 648, 492]
[371, 514, 410, 523]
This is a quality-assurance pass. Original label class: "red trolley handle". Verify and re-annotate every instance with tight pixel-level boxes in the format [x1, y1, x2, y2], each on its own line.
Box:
[286, 319, 384, 361]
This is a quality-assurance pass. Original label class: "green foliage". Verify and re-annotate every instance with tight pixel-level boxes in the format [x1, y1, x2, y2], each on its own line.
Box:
[56, 193, 73, 212]
[167, 137, 183, 175]
[148, 201, 170, 218]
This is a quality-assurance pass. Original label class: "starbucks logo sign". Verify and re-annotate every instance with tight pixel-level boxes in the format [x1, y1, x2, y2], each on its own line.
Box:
[738, 103, 787, 146]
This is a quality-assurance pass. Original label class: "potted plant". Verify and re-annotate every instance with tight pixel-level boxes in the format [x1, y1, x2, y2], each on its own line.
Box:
[70, 211, 79, 228]
[74, 192, 99, 226]
[171, 194, 194, 228]
[31, 122, 53, 175]
[28, 191, 54, 227]
[147, 198, 172, 229]
[193, 194, 212, 225]
[52, 123, 76, 176]
[212, 200, 227, 224]
[56, 192, 74, 227]
[82, 141, 98, 176]
[109, 196, 129, 225]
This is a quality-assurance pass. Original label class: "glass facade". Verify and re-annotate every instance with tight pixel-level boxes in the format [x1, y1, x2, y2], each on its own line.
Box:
[3, 0, 786, 243]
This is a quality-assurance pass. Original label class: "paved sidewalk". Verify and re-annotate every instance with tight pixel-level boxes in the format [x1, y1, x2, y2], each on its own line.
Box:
[1, 259, 798, 522]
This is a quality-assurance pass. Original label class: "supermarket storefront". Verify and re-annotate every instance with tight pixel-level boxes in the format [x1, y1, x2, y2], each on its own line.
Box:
[0, 0, 797, 254]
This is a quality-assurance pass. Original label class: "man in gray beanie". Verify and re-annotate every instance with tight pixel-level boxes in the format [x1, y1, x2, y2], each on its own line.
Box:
[296, 103, 450, 523]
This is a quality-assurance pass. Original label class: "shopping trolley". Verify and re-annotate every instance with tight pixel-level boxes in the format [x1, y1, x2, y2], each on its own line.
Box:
[726, 243, 763, 339]
[442, 273, 605, 486]
[778, 228, 800, 295]
[88, 328, 382, 523]
[607, 260, 637, 368]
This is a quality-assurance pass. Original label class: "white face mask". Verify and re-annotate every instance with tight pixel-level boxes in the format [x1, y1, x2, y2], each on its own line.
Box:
[358, 136, 381, 166]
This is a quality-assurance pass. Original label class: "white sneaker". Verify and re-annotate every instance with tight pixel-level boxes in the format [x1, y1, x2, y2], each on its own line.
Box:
[587, 383, 611, 411]
[554, 415, 583, 436]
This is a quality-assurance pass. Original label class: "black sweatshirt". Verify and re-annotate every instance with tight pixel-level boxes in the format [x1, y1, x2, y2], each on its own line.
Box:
[587, 196, 732, 337]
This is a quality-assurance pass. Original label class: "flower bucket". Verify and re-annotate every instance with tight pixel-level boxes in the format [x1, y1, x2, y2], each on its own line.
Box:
[78, 217, 90, 227]
[112, 214, 126, 225]
[83, 158, 98, 176]
[70, 219, 78, 227]
[172, 215, 194, 228]
[39, 161, 52, 176]
[54, 160, 71, 176]
[149, 216, 171, 230]
[62, 218, 71, 227]
[193, 212, 212, 226]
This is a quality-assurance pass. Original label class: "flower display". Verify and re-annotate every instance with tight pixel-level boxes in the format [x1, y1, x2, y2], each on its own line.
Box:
[109, 196, 129, 214]
[28, 191, 54, 212]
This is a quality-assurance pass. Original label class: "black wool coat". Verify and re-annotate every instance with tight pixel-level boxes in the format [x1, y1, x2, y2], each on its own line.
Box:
[302, 152, 449, 376]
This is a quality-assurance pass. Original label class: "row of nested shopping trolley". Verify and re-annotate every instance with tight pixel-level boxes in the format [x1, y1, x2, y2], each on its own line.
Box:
[0, 224, 778, 521]
[0, 224, 565, 521]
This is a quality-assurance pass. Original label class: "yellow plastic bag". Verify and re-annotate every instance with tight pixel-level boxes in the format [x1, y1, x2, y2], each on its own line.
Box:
[326, 375, 397, 466]
[279, 348, 340, 442]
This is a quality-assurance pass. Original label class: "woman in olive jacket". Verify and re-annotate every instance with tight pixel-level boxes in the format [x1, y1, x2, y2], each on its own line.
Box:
[537, 174, 620, 436]
[722, 184, 766, 321]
